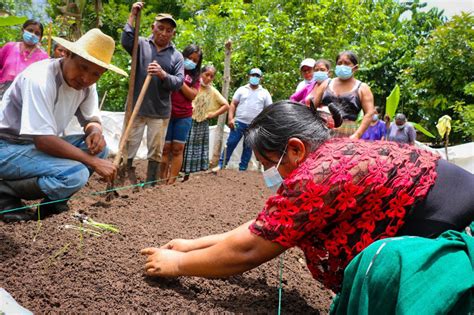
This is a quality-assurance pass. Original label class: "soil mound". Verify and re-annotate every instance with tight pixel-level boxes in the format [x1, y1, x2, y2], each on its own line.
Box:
[1, 164, 331, 313]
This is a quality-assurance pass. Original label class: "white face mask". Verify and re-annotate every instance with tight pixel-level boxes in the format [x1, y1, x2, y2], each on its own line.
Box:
[262, 149, 286, 193]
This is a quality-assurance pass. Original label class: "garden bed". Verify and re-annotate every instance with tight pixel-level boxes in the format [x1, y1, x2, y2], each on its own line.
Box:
[0, 163, 331, 313]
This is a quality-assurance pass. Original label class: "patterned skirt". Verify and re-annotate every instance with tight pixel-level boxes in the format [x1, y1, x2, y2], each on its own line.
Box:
[182, 120, 210, 174]
[332, 120, 359, 138]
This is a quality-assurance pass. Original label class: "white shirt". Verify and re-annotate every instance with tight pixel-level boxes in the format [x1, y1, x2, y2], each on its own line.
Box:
[233, 84, 272, 124]
[0, 58, 100, 141]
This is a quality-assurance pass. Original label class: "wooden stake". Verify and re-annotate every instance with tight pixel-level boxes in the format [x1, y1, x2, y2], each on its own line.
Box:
[47, 23, 52, 56]
[210, 39, 232, 167]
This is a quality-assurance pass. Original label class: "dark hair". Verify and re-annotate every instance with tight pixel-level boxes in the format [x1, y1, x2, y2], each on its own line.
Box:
[336, 51, 358, 65]
[374, 106, 381, 113]
[315, 59, 331, 70]
[22, 19, 44, 37]
[245, 100, 342, 161]
[201, 65, 216, 74]
[182, 44, 203, 85]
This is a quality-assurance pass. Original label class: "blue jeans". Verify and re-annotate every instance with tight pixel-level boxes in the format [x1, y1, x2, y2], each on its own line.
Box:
[0, 135, 108, 200]
[218, 120, 252, 171]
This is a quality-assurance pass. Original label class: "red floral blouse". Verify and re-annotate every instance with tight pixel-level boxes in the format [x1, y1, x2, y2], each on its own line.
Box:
[250, 138, 439, 292]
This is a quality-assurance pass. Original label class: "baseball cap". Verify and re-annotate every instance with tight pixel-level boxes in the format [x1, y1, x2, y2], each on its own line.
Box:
[299, 58, 316, 70]
[155, 13, 177, 28]
[249, 68, 263, 76]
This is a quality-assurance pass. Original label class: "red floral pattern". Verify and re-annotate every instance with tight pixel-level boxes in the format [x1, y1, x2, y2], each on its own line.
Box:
[250, 139, 439, 292]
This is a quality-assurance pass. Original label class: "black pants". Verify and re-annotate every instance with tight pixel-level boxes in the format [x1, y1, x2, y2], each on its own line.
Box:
[398, 159, 474, 238]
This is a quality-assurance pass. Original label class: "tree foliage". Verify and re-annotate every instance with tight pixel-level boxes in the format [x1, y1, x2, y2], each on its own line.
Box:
[2, 0, 473, 143]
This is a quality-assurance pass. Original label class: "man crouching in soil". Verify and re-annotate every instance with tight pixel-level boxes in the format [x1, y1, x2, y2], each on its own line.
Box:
[0, 29, 127, 222]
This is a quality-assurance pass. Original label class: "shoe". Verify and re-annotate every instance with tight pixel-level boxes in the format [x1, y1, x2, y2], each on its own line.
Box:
[0, 197, 37, 223]
[0, 178, 46, 223]
[39, 198, 70, 215]
[144, 160, 160, 188]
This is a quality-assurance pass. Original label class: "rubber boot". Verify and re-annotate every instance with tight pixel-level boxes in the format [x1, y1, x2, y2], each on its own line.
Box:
[144, 160, 159, 188]
[0, 178, 46, 223]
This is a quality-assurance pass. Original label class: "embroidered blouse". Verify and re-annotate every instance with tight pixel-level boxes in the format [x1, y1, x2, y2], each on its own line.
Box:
[250, 138, 439, 292]
[0, 42, 49, 84]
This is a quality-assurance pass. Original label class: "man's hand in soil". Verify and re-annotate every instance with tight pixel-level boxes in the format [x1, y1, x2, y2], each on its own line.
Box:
[141, 247, 182, 277]
[90, 158, 117, 182]
[161, 239, 195, 252]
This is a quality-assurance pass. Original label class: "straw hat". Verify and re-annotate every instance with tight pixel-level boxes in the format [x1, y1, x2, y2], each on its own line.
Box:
[53, 29, 127, 77]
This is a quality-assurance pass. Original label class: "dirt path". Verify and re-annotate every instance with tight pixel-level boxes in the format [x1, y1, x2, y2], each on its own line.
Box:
[1, 163, 331, 313]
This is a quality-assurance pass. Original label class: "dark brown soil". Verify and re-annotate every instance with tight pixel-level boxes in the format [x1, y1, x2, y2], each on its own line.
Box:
[0, 162, 332, 313]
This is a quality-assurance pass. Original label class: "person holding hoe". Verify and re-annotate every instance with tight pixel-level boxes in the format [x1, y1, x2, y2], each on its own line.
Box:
[121, 2, 184, 187]
[0, 29, 127, 223]
[141, 101, 474, 313]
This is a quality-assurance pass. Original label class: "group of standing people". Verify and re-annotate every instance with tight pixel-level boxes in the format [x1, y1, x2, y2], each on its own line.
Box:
[292, 51, 417, 145]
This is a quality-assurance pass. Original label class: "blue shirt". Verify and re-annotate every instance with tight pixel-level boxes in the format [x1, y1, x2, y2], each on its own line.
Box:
[361, 120, 386, 141]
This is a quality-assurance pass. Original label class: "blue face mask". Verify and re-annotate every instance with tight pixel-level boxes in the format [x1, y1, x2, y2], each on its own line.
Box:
[313, 71, 329, 83]
[372, 114, 379, 121]
[263, 150, 286, 193]
[397, 124, 405, 130]
[335, 65, 353, 80]
[183, 58, 197, 70]
[23, 31, 39, 45]
[249, 76, 260, 85]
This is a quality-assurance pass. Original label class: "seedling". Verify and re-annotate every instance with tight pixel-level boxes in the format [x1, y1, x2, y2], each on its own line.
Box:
[32, 205, 42, 242]
[73, 212, 119, 234]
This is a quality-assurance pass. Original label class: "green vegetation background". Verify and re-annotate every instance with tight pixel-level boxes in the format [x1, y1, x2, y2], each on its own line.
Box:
[1, 0, 473, 144]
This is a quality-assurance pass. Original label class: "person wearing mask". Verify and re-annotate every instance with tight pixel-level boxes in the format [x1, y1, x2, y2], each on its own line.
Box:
[0, 19, 49, 98]
[181, 65, 229, 181]
[140, 101, 474, 314]
[361, 106, 387, 141]
[0, 29, 125, 222]
[218, 68, 272, 171]
[308, 51, 375, 138]
[295, 58, 316, 92]
[121, 2, 184, 187]
[386, 113, 416, 145]
[160, 44, 202, 185]
[291, 59, 331, 104]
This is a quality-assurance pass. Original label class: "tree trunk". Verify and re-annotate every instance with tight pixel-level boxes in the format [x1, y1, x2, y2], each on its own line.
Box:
[210, 40, 232, 167]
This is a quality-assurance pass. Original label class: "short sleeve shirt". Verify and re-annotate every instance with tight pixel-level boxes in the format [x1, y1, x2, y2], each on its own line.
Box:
[233, 84, 272, 124]
[0, 58, 100, 141]
[192, 85, 228, 122]
[171, 73, 200, 119]
[250, 138, 439, 292]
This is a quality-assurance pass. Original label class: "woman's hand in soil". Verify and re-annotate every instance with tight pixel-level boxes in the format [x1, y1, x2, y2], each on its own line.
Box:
[161, 239, 196, 252]
[141, 247, 182, 277]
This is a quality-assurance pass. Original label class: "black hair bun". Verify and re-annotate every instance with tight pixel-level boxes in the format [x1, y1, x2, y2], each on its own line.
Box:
[328, 102, 344, 128]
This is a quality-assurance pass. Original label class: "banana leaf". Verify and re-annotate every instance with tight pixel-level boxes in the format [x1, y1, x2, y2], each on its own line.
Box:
[0, 16, 27, 27]
[411, 122, 436, 138]
[385, 84, 400, 119]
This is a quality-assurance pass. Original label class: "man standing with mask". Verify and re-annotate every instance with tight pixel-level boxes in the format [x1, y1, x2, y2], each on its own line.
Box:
[121, 2, 184, 186]
[218, 68, 272, 171]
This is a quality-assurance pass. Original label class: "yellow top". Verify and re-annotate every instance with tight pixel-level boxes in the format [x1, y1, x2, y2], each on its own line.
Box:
[192, 85, 227, 122]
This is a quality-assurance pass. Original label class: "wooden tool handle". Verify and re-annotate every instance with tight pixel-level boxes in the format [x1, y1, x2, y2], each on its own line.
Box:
[113, 74, 152, 166]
